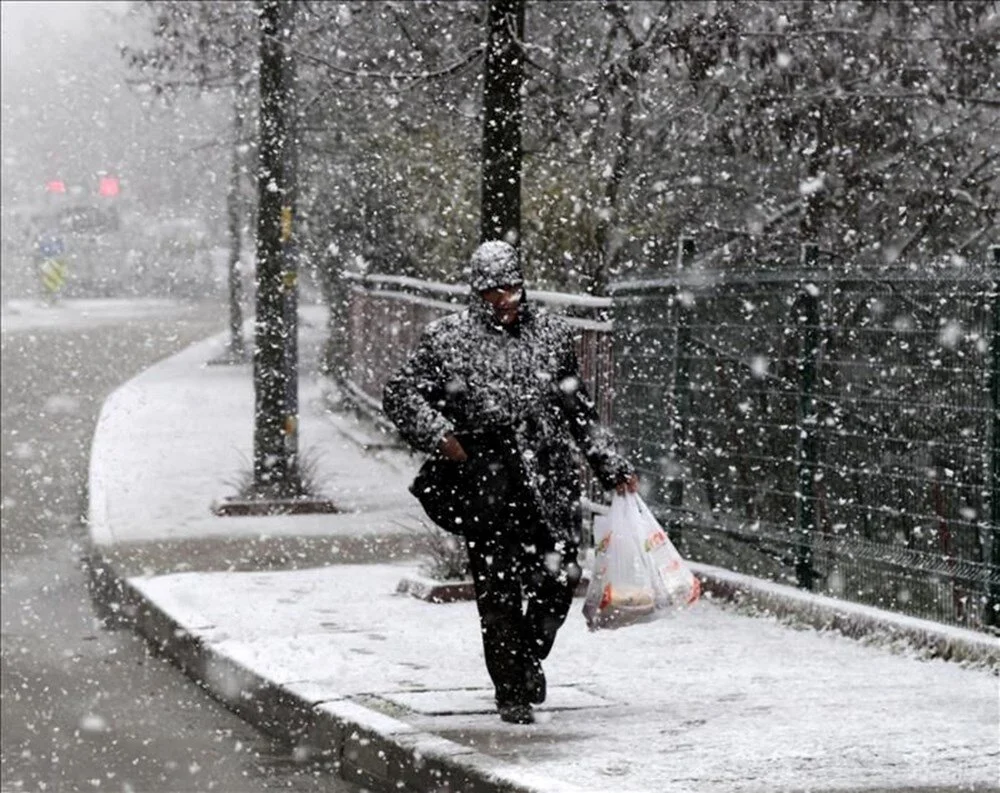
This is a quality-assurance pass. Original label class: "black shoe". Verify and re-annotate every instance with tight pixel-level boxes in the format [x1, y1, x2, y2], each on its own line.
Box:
[498, 703, 534, 725]
[526, 662, 546, 704]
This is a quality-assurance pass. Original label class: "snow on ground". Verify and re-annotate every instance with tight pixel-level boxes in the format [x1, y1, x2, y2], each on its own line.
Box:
[0, 298, 198, 333]
[134, 563, 999, 793]
[87, 307, 418, 546]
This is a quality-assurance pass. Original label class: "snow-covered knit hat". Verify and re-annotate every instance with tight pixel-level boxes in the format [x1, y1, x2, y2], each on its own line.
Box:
[469, 241, 523, 292]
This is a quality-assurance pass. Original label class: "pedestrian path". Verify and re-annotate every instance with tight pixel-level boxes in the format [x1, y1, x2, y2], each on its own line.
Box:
[86, 305, 1000, 793]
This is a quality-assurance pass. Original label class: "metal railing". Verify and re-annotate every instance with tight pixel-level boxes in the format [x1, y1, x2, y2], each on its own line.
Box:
[340, 272, 614, 425]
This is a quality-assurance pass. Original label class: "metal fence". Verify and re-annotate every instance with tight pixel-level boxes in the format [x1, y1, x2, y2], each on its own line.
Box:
[335, 246, 999, 632]
[339, 272, 614, 425]
[612, 242, 999, 631]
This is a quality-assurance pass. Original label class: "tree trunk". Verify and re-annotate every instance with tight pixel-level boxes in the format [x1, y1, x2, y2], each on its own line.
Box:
[593, 67, 638, 295]
[252, 0, 301, 497]
[480, 0, 524, 246]
[226, 86, 247, 360]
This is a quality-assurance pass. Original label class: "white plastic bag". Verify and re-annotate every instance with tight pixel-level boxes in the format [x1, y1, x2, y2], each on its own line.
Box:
[583, 493, 700, 631]
[633, 495, 701, 608]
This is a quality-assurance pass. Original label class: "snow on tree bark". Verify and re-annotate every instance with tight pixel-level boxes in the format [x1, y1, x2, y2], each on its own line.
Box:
[480, 0, 524, 246]
[253, 0, 301, 497]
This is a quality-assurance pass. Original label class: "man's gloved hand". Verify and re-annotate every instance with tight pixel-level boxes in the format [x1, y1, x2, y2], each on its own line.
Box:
[615, 473, 640, 495]
[439, 432, 469, 462]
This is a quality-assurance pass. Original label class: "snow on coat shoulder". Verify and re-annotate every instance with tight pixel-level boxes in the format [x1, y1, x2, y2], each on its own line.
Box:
[383, 297, 633, 546]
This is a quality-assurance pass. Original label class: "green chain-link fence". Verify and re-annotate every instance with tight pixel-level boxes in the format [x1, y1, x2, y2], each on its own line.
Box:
[612, 242, 999, 631]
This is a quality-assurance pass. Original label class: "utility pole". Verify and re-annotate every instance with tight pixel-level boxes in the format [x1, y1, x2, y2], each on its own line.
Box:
[480, 0, 524, 246]
[252, 0, 301, 498]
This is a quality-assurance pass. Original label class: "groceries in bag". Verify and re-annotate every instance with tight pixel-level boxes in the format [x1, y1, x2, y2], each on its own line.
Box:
[583, 493, 700, 631]
[634, 496, 702, 607]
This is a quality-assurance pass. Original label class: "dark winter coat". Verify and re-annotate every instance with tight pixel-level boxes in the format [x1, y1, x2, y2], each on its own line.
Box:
[383, 250, 633, 547]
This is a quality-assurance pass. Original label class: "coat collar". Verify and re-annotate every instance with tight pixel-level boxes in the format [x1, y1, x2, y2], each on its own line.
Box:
[468, 291, 535, 335]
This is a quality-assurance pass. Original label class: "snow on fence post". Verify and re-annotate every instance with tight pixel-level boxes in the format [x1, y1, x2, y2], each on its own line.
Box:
[667, 237, 696, 546]
[794, 242, 821, 591]
[987, 245, 1000, 627]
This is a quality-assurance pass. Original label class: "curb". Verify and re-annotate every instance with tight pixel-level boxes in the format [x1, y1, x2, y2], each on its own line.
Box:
[85, 548, 592, 793]
[396, 573, 476, 604]
[691, 563, 1000, 671]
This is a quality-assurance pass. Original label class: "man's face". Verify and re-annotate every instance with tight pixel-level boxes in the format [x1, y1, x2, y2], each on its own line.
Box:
[480, 284, 523, 325]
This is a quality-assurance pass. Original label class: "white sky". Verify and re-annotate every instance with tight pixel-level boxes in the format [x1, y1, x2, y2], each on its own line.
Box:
[1, 1, 126, 96]
[1, 0, 226, 218]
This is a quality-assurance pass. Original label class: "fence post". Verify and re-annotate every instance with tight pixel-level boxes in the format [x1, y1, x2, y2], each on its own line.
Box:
[667, 237, 695, 545]
[987, 245, 1000, 627]
[795, 242, 820, 590]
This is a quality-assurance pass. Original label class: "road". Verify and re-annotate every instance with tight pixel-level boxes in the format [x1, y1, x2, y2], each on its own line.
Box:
[1, 299, 359, 792]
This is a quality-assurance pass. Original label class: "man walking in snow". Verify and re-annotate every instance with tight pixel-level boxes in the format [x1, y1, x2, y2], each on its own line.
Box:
[383, 240, 637, 725]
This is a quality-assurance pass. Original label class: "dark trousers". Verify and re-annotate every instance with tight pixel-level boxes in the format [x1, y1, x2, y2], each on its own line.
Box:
[465, 510, 581, 707]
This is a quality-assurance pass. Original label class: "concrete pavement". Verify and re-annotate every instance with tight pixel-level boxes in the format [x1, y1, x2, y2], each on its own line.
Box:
[84, 305, 1000, 793]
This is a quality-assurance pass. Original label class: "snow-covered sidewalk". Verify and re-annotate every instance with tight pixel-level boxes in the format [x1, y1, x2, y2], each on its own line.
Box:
[131, 563, 997, 793]
[87, 306, 999, 793]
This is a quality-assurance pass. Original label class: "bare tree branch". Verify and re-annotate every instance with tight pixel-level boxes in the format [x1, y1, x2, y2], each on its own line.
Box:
[125, 74, 239, 90]
[957, 225, 998, 255]
[290, 38, 485, 84]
